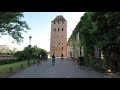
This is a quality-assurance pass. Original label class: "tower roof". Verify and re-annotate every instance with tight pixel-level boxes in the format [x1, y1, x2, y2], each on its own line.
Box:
[52, 15, 66, 22]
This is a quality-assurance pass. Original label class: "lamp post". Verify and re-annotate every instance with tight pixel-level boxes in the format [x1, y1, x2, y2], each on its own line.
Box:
[28, 36, 32, 63]
[29, 36, 32, 46]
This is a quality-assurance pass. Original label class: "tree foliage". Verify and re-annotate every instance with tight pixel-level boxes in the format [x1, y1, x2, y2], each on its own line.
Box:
[69, 12, 120, 70]
[14, 45, 48, 61]
[0, 12, 30, 44]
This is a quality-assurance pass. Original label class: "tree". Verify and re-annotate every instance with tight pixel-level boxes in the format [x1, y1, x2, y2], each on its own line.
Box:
[14, 45, 48, 61]
[0, 12, 30, 44]
[67, 12, 120, 72]
[40, 49, 48, 59]
[77, 12, 96, 67]
[90, 12, 120, 69]
[31, 45, 41, 59]
[31, 45, 48, 59]
[76, 12, 120, 71]
[14, 51, 25, 61]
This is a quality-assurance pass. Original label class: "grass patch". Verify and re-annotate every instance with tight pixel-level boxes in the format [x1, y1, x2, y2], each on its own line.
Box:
[0, 60, 37, 78]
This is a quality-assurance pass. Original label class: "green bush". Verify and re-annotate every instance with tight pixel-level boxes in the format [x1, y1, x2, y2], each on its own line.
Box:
[93, 59, 107, 73]
[0, 59, 20, 65]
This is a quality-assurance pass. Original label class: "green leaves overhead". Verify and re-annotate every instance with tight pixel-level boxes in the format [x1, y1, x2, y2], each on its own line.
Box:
[0, 12, 30, 44]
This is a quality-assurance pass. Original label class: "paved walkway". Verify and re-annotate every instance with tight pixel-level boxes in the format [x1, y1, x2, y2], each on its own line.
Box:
[106, 73, 120, 78]
[8, 58, 111, 78]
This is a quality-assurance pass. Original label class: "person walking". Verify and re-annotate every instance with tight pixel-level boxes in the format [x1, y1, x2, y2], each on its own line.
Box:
[37, 55, 42, 65]
[52, 53, 55, 66]
[61, 53, 64, 60]
[40, 55, 42, 62]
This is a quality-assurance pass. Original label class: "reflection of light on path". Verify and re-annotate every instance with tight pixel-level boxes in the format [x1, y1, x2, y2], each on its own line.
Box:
[48, 55, 50, 58]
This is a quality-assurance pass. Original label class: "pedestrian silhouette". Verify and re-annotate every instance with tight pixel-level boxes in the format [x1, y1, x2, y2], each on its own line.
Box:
[40, 54, 42, 62]
[37, 55, 42, 65]
[52, 53, 55, 66]
[61, 53, 64, 60]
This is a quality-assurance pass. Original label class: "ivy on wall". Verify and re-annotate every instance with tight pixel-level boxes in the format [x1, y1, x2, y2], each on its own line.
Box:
[68, 12, 120, 72]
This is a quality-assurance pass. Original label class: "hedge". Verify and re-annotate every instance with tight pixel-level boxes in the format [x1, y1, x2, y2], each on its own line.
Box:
[0, 59, 20, 65]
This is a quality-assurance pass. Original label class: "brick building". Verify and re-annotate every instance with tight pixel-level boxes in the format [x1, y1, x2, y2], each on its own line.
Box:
[50, 15, 67, 57]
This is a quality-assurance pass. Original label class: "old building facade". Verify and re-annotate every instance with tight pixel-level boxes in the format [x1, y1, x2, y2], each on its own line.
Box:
[67, 32, 84, 59]
[50, 15, 67, 57]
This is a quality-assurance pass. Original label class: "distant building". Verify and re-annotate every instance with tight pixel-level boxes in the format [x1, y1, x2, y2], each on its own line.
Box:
[0, 45, 19, 54]
[67, 30, 84, 60]
[0, 45, 8, 50]
[50, 15, 67, 57]
[0, 45, 19, 60]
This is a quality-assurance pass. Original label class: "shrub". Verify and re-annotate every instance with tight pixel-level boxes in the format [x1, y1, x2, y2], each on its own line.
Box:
[0, 59, 19, 65]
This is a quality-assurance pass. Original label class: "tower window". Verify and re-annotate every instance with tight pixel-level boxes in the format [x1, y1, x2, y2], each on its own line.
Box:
[62, 43, 63, 45]
[58, 21, 59, 24]
[58, 28, 59, 31]
[62, 28, 63, 31]
[54, 28, 56, 31]
[62, 21, 64, 24]
[57, 36, 58, 37]
[59, 43, 60, 45]
[62, 36, 63, 37]
[54, 37, 55, 38]
[62, 47, 63, 49]
[54, 22, 55, 24]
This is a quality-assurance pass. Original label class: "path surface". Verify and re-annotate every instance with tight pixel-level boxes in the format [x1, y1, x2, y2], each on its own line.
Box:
[8, 58, 111, 78]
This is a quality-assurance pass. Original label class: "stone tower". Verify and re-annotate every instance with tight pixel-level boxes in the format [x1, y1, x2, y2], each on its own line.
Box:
[50, 15, 67, 57]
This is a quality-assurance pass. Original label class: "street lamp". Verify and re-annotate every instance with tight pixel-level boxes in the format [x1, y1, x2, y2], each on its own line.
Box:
[28, 36, 32, 63]
[29, 36, 32, 45]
